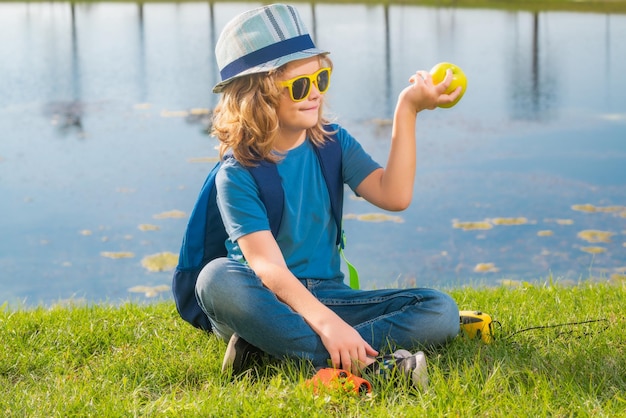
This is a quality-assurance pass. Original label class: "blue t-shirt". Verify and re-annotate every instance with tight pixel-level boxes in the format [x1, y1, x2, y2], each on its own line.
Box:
[215, 125, 381, 280]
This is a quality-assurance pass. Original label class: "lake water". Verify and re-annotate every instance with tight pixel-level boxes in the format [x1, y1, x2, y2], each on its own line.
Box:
[1, 2, 625, 307]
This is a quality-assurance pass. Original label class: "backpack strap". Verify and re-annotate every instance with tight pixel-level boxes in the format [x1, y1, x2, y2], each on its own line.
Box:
[313, 130, 360, 290]
[252, 136, 358, 288]
[248, 159, 283, 237]
[312, 136, 343, 246]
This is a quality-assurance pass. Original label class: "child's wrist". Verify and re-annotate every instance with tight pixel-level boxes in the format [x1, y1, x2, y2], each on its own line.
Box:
[396, 96, 421, 118]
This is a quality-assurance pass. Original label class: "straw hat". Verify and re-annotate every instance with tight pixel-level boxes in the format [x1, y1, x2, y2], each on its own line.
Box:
[213, 4, 328, 93]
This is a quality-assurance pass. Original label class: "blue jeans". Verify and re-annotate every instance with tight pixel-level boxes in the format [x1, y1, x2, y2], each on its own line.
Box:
[196, 257, 459, 368]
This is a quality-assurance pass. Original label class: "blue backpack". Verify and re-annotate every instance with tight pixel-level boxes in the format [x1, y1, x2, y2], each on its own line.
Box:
[172, 131, 352, 331]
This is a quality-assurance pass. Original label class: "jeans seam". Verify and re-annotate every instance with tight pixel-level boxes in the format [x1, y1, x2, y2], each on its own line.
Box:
[353, 305, 413, 330]
[319, 294, 423, 307]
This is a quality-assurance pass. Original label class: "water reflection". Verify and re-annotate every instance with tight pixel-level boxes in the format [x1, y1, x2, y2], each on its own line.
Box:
[16, 3, 622, 129]
[42, 3, 85, 137]
[509, 11, 557, 121]
[0, 2, 625, 306]
[137, 3, 147, 102]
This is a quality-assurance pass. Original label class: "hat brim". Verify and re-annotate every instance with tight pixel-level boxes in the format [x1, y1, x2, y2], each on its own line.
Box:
[212, 48, 329, 93]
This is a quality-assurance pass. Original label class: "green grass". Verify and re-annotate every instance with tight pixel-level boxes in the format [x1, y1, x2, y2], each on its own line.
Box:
[1, 281, 625, 416]
[294, 0, 626, 14]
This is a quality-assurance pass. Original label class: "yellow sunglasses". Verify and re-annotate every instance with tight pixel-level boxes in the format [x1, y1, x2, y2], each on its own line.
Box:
[279, 67, 332, 102]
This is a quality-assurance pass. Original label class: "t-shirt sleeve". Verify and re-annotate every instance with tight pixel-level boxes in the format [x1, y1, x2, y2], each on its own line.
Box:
[215, 158, 270, 242]
[334, 125, 382, 191]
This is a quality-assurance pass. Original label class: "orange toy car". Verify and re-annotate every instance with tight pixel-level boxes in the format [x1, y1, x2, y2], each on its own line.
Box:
[306, 368, 372, 394]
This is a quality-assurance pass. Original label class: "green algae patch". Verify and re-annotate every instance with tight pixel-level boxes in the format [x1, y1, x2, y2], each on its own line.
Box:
[572, 204, 597, 212]
[101, 251, 135, 259]
[153, 210, 186, 219]
[544, 218, 574, 225]
[537, 230, 554, 237]
[190, 108, 211, 116]
[344, 213, 404, 223]
[577, 230, 613, 243]
[595, 205, 626, 213]
[133, 103, 151, 110]
[474, 262, 499, 273]
[127, 284, 170, 297]
[452, 220, 493, 231]
[160, 109, 189, 118]
[491, 217, 528, 226]
[370, 118, 393, 126]
[580, 246, 607, 254]
[138, 224, 160, 232]
[141, 252, 178, 272]
[571, 204, 626, 213]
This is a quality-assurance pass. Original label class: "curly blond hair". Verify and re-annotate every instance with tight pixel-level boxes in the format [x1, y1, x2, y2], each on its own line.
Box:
[211, 55, 335, 167]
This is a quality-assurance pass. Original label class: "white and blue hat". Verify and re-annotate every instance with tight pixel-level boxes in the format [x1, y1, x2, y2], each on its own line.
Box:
[213, 4, 328, 93]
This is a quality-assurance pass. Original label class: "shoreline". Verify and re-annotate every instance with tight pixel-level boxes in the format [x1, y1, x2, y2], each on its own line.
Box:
[4, 0, 626, 14]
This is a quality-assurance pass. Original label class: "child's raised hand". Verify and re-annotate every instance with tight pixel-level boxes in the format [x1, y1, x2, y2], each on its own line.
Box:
[402, 69, 462, 112]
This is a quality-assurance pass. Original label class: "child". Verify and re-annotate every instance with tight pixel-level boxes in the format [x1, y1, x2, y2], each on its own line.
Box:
[195, 3, 461, 387]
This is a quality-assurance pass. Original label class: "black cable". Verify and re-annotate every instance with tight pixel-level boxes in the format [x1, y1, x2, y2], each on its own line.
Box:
[501, 318, 609, 340]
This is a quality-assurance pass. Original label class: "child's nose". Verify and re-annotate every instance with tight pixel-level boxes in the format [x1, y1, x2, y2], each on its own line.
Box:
[309, 82, 322, 99]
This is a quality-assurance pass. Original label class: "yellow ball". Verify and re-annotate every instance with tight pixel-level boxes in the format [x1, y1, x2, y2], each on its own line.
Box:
[430, 62, 467, 108]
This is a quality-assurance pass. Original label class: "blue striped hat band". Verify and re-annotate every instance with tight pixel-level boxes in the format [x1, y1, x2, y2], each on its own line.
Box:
[219, 34, 315, 81]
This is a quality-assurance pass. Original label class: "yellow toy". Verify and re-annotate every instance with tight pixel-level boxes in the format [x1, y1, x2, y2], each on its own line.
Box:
[460, 310, 494, 343]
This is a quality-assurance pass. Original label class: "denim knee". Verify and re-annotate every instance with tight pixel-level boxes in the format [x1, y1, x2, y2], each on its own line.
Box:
[194, 258, 238, 334]
[196, 258, 220, 308]
[433, 291, 460, 344]
[196, 257, 229, 297]
[394, 288, 460, 348]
